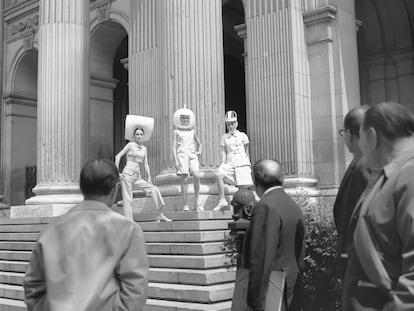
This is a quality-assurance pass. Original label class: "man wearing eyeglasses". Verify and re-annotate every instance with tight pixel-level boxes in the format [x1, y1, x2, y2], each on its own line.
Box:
[23, 159, 149, 311]
[333, 105, 370, 278]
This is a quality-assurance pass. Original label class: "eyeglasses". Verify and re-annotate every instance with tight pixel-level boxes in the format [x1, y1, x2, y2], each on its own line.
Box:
[338, 129, 346, 137]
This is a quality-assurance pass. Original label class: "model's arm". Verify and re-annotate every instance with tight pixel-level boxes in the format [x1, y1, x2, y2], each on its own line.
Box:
[115, 225, 149, 311]
[115, 143, 131, 169]
[23, 243, 47, 311]
[244, 143, 250, 159]
[194, 132, 202, 155]
[246, 202, 281, 311]
[172, 130, 179, 166]
[143, 147, 152, 183]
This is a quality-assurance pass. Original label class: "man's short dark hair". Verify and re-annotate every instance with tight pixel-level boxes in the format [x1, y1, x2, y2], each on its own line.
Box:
[344, 105, 369, 137]
[253, 159, 284, 189]
[362, 102, 414, 140]
[80, 159, 119, 196]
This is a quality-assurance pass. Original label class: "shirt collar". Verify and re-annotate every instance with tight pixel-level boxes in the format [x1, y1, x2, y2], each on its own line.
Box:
[227, 130, 240, 137]
[262, 186, 283, 197]
[383, 139, 414, 180]
[69, 200, 111, 213]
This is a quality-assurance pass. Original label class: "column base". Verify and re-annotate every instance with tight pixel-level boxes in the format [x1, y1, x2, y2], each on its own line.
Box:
[25, 183, 83, 205]
[10, 203, 76, 218]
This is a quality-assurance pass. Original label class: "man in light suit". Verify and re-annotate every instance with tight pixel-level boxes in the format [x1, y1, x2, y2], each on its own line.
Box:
[343, 102, 414, 310]
[24, 159, 149, 311]
[333, 106, 370, 277]
[242, 160, 305, 311]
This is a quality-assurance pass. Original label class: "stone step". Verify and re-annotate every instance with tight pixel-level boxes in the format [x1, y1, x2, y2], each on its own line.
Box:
[144, 231, 228, 243]
[135, 211, 232, 222]
[140, 220, 231, 232]
[144, 298, 231, 311]
[148, 254, 231, 269]
[0, 252, 32, 262]
[146, 242, 226, 255]
[0, 218, 50, 225]
[0, 298, 26, 311]
[148, 282, 234, 303]
[0, 233, 39, 242]
[0, 271, 25, 285]
[0, 242, 35, 252]
[149, 267, 235, 285]
[0, 224, 47, 233]
[0, 261, 27, 273]
[0, 284, 24, 301]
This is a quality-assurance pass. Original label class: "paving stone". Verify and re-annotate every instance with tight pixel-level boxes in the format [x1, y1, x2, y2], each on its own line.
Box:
[0, 261, 28, 273]
[144, 299, 231, 311]
[0, 252, 32, 262]
[0, 233, 39, 242]
[140, 220, 231, 232]
[0, 284, 24, 300]
[0, 243, 35, 252]
[148, 254, 229, 269]
[146, 242, 226, 255]
[148, 282, 234, 303]
[0, 272, 25, 286]
[144, 231, 228, 243]
[149, 267, 235, 285]
[0, 298, 26, 311]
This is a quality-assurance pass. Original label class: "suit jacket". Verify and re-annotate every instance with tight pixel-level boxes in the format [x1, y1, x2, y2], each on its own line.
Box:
[343, 141, 414, 311]
[242, 187, 305, 311]
[23, 200, 149, 311]
[333, 154, 369, 273]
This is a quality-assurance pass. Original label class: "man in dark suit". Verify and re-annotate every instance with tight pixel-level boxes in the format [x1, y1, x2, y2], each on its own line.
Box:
[343, 102, 414, 310]
[242, 160, 305, 311]
[333, 106, 370, 277]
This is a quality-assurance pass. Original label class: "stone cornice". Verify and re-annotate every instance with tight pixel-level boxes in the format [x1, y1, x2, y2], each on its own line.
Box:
[303, 5, 337, 26]
[90, 75, 119, 89]
[3, 0, 38, 22]
[3, 93, 36, 106]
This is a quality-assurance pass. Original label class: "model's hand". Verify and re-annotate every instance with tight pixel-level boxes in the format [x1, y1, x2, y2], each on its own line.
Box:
[147, 176, 152, 184]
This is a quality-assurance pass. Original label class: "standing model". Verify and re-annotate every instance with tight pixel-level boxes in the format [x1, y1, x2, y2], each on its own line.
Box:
[173, 108, 203, 211]
[115, 115, 171, 222]
[214, 110, 253, 211]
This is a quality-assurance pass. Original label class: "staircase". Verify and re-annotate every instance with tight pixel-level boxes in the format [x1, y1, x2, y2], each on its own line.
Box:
[0, 211, 236, 311]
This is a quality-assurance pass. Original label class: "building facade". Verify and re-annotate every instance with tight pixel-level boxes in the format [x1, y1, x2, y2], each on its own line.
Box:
[1, 0, 413, 211]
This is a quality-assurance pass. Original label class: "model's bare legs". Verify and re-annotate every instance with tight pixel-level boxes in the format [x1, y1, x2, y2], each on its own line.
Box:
[214, 175, 228, 211]
[180, 175, 190, 211]
[193, 171, 203, 211]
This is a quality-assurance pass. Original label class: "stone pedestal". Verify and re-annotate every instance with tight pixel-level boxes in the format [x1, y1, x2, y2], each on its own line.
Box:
[25, 0, 90, 207]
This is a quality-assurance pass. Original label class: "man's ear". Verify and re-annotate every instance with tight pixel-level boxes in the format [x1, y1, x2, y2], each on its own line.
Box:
[367, 127, 378, 149]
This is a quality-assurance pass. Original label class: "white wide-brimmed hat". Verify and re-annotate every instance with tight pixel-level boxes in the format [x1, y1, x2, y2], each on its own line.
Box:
[124, 115, 154, 141]
[225, 110, 238, 122]
[173, 108, 196, 129]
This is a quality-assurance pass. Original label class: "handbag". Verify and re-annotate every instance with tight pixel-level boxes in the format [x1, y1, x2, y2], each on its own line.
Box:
[231, 268, 286, 311]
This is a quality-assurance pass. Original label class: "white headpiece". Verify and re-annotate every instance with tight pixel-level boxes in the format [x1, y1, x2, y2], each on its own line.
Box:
[225, 110, 237, 122]
[124, 115, 154, 141]
[173, 108, 196, 129]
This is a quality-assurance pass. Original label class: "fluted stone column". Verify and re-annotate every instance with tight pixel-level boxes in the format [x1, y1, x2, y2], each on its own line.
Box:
[128, 0, 226, 210]
[25, 0, 89, 207]
[245, 0, 317, 191]
[159, 0, 225, 172]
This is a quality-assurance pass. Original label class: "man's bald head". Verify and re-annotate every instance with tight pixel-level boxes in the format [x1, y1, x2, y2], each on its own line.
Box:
[253, 159, 284, 189]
